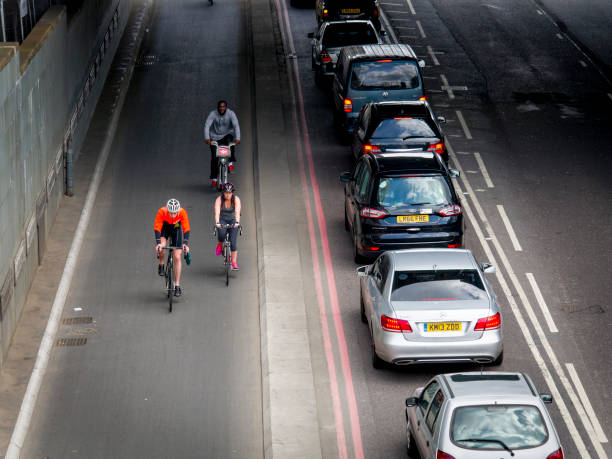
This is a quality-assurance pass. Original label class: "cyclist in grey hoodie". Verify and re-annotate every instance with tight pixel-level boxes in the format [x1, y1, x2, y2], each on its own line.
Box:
[204, 100, 241, 186]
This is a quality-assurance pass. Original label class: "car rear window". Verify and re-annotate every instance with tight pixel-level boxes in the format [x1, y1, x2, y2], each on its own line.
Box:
[376, 176, 451, 209]
[391, 270, 486, 301]
[350, 61, 420, 90]
[372, 118, 436, 139]
[322, 24, 378, 48]
[451, 405, 548, 450]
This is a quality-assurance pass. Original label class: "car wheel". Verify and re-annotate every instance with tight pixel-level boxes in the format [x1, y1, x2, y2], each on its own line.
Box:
[360, 293, 367, 324]
[406, 427, 419, 458]
[491, 350, 504, 366]
[311, 56, 316, 70]
[314, 72, 323, 88]
[354, 237, 365, 264]
[371, 334, 384, 369]
[344, 206, 349, 231]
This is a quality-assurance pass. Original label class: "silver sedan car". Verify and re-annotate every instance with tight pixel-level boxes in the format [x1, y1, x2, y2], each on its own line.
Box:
[308, 20, 383, 84]
[405, 372, 563, 458]
[357, 248, 503, 368]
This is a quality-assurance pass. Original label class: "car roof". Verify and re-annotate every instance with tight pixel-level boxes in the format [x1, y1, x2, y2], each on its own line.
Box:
[388, 248, 475, 271]
[441, 372, 538, 399]
[340, 44, 418, 61]
[369, 101, 431, 119]
[367, 152, 445, 174]
[321, 19, 376, 27]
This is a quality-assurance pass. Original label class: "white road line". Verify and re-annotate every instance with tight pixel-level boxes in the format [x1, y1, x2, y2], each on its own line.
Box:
[556, 33, 563, 40]
[455, 110, 471, 138]
[440, 74, 454, 100]
[386, 10, 411, 13]
[393, 25, 416, 29]
[473, 152, 494, 188]
[525, 273, 559, 333]
[449, 140, 608, 458]
[416, 20, 426, 38]
[536, 9, 543, 15]
[378, 6, 398, 44]
[580, 60, 588, 68]
[405, 0, 416, 15]
[496, 205, 523, 251]
[566, 363, 609, 443]
[427, 46, 439, 65]
[608, 93, 612, 102]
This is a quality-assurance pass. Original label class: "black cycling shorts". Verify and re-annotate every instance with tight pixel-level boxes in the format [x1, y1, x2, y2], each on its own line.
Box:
[161, 222, 184, 247]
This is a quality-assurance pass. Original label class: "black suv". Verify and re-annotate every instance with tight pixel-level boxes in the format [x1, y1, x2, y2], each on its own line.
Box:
[350, 101, 448, 163]
[340, 152, 463, 262]
[315, 0, 380, 30]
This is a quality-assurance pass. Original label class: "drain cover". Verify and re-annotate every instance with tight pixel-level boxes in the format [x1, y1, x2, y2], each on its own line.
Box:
[56, 337, 87, 347]
[62, 316, 93, 325]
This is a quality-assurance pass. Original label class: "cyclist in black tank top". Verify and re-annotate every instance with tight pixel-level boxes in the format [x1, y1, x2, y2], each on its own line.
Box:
[214, 183, 242, 270]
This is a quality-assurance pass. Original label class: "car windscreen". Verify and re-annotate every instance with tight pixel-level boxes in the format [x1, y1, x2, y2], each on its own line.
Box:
[350, 60, 420, 90]
[322, 24, 378, 48]
[391, 270, 486, 301]
[376, 176, 452, 209]
[372, 118, 436, 139]
[451, 405, 548, 450]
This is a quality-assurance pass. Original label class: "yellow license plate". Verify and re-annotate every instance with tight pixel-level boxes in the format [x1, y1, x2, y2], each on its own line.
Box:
[341, 8, 360, 13]
[425, 322, 462, 332]
[397, 215, 429, 223]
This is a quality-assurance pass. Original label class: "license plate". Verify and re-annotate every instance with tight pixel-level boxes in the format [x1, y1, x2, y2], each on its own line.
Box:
[397, 215, 429, 223]
[341, 8, 360, 13]
[217, 147, 230, 157]
[424, 322, 462, 332]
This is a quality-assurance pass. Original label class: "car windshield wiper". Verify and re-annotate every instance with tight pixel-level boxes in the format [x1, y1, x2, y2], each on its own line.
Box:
[408, 202, 433, 205]
[457, 438, 514, 456]
[402, 136, 424, 140]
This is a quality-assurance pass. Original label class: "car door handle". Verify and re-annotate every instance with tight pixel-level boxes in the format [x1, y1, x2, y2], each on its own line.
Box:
[417, 420, 420, 427]
[426, 441, 429, 447]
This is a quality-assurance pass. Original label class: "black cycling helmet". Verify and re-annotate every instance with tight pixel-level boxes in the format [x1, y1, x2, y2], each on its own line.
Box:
[222, 183, 235, 193]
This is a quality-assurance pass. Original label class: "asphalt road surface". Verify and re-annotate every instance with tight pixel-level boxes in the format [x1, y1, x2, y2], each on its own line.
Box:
[19, 0, 263, 457]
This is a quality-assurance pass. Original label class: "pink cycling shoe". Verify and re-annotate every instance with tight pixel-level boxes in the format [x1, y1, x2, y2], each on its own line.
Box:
[231, 262, 239, 271]
[215, 242, 222, 256]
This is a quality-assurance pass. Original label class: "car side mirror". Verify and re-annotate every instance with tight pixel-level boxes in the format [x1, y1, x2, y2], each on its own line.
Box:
[418, 59, 426, 68]
[540, 394, 553, 404]
[380, 30, 387, 36]
[405, 397, 418, 407]
[340, 171, 353, 182]
[307, 32, 315, 39]
[437, 115, 446, 123]
[449, 168, 460, 178]
[482, 263, 496, 274]
[356, 265, 370, 277]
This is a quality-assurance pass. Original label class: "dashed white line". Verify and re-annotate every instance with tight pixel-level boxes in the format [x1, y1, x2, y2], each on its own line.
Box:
[427, 46, 440, 65]
[378, 6, 398, 44]
[416, 20, 426, 38]
[405, 0, 416, 15]
[473, 152, 494, 188]
[580, 60, 588, 68]
[455, 110, 472, 139]
[536, 9, 543, 15]
[440, 74, 454, 100]
[496, 205, 523, 251]
[566, 363, 609, 444]
[556, 33, 563, 40]
[525, 273, 559, 333]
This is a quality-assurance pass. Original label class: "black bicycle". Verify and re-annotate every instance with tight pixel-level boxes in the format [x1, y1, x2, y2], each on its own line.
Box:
[210, 140, 236, 191]
[214, 223, 242, 286]
[159, 243, 182, 312]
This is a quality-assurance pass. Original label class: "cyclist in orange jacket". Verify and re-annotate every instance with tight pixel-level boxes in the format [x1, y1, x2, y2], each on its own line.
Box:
[154, 198, 190, 297]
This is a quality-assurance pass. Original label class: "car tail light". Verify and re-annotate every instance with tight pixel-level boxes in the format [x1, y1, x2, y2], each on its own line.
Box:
[360, 207, 386, 218]
[474, 312, 501, 331]
[362, 144, 381, 154]
[320, 49, 332, 63]
[323, 8, 328, 18]
[428, 142, 445, 156]
[419, 96, 427, 101]
[547, 448, 564, 459]
[377, 59, 392, 63]
[447, 243, 462, 248]
[362, 246, 380, 251]
[373, 8, 378, 16]
[436, 451, 455, 459]
[439, 205, 462, 216]
[381, 315, 412, 332]
[343, 98, 352, 112]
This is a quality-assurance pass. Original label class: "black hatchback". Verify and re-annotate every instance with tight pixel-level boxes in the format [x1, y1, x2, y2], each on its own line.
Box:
[340, 152, 464, 262]
[350, 101, 448, 163]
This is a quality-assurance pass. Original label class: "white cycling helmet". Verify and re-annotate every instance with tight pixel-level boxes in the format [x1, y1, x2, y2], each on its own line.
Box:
[166, 198, 181, 213]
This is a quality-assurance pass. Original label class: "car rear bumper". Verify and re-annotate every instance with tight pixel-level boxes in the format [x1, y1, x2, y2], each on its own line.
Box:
[375, 329, 503, 365]
[357, 233, 463, 260]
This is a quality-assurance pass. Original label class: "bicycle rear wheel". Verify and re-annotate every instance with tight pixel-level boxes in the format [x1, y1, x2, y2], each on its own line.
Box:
[166, 254, 174, 312]
[224, 245, 230, 287]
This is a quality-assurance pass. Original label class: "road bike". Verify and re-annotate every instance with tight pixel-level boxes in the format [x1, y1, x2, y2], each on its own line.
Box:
[210, 140, 236, 191]
[214, 223, 242, 286]
[159, 241, 182, 312]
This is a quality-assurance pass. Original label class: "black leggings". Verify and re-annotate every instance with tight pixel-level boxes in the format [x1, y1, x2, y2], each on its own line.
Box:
[209, 134, 236, 179]
[217, 217, 238, 251]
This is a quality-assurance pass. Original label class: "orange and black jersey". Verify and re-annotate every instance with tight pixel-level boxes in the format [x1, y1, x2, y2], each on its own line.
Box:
[154, 207, 191, 244]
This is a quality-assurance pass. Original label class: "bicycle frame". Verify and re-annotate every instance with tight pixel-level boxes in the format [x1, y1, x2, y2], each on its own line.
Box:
[159, 243, 182, 312]
[210, 140, 236, 191]
[214, 223, 242, 286]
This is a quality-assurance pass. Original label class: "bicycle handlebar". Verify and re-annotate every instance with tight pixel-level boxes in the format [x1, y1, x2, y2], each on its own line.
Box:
[213, 224, 243, 236]
[210, 140, 237, 147]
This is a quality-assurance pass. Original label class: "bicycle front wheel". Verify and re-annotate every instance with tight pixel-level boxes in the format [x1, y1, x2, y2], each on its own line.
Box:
[168, 262, 174, 312]
[224, 246, 230, 287]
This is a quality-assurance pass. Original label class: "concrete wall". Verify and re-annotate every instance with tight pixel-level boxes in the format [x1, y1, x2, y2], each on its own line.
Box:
[0, 0, 133, 367]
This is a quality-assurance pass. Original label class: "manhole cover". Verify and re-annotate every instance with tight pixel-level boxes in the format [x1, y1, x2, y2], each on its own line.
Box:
[62, 316, 93, 325]
[56, 337, 87, 347]
[136, 54, 159, 67]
